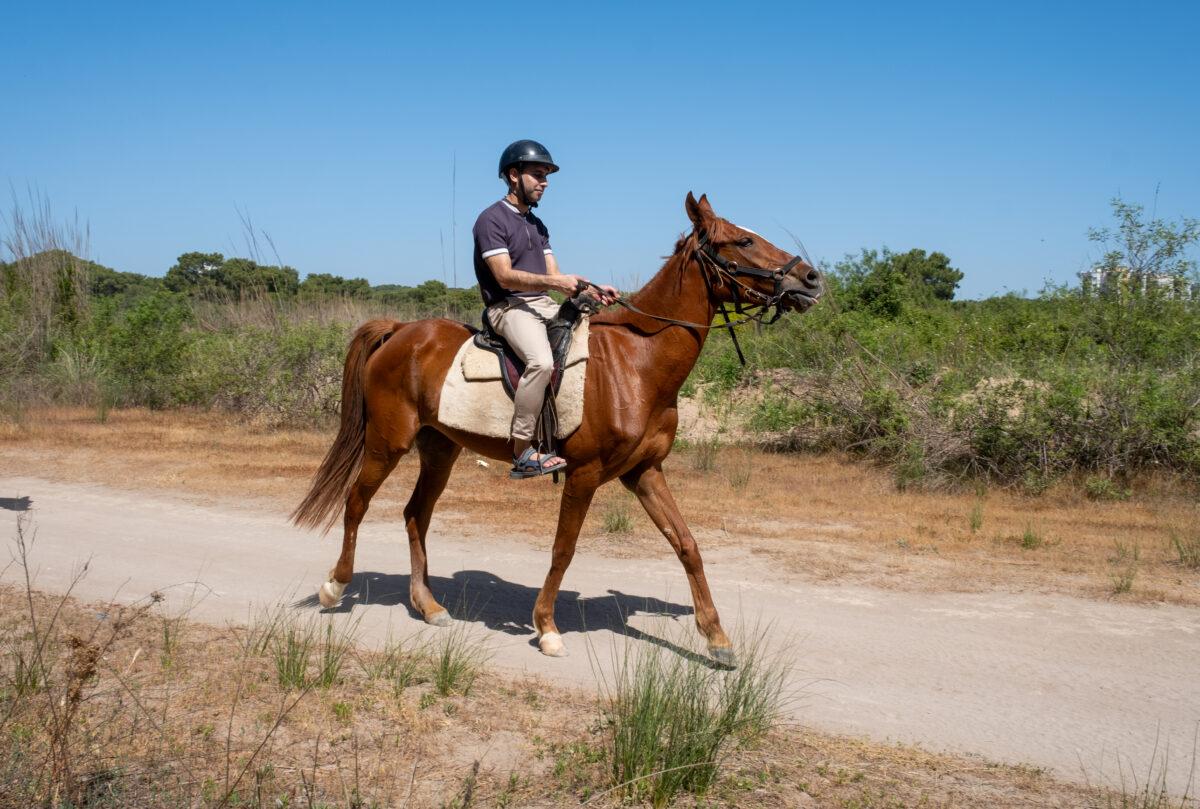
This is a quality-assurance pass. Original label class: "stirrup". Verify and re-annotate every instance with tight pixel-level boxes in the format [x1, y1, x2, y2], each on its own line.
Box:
[509, 446, 566, 479]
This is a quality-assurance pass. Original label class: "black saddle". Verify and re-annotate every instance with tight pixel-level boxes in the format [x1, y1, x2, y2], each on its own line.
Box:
[472, 293, 598, 400]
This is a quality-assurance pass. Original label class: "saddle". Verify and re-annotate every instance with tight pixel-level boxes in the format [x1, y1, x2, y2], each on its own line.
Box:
[470, 293, 600, 464]
[472, 293, 599, 400]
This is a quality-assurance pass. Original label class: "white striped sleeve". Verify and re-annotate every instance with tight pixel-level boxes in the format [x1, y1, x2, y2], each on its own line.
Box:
[480, 247, 509, 259]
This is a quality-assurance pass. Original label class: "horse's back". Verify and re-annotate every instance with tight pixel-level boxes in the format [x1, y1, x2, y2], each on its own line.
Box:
[365, 317, 475, 412]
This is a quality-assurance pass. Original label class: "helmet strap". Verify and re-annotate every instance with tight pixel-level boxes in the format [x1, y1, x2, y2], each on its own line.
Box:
[516, 164, 538, 209]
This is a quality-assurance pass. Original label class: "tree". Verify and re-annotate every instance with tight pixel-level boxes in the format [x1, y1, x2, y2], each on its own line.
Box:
[889, 248, 963, 301]
[164, 252, 225, 294]
[221, 257, 299, 296]
[835, 246, 963, 317]
[298, 272, 371, 298]
[1088, 197, 1200, 284]
[90, 264, 162, 299]
[163, 252, 299, 297]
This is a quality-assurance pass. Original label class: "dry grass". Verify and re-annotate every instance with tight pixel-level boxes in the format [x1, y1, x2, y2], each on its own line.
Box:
[0, 582, 1107, 808]
[2, 407, 1199, 605]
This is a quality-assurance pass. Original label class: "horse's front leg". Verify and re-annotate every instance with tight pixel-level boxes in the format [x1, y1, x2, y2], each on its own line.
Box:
[622, 462, 735, 667]
[532, 470, 598, 657]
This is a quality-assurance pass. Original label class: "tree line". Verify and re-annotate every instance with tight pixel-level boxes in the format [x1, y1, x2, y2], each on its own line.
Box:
[62, 250, 481, 313]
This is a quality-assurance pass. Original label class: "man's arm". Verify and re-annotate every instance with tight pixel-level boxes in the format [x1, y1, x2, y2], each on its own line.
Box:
[545, 252, 618, 302]
[484, 252, 579, 295]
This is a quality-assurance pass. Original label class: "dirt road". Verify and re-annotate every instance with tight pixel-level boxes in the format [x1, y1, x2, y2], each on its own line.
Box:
[2, 474, 1197, 796]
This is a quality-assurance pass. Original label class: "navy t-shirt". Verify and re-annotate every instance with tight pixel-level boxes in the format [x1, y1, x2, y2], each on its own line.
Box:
[472, 199, 553, 306]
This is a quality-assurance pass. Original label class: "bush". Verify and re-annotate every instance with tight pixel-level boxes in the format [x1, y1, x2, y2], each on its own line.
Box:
[181, 321, 348, 424]
[690, 285, 1200, 488]
[106, 292, 193, 408]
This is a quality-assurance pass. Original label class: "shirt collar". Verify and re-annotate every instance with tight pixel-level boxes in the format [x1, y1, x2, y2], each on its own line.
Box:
[500, 198, 528, 216]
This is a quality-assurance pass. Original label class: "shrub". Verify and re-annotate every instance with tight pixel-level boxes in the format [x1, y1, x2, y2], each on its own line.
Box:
[1086, 476, 1132, 502]
[106, 292, 193, 408]
[181, 321, 347, 424]
[689, 287, 1200, 488]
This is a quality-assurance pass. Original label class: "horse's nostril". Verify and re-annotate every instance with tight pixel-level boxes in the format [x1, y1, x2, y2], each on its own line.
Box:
[806, 270, 820, 283]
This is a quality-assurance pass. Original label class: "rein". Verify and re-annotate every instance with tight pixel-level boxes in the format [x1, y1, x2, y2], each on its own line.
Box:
[582, 229, 810, 365]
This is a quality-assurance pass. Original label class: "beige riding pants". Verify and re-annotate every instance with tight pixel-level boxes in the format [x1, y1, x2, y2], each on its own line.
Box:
[486, 294, 560, 444]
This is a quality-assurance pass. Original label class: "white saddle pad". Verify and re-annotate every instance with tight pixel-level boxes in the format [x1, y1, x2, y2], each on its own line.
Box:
[437, 319, 590, 440]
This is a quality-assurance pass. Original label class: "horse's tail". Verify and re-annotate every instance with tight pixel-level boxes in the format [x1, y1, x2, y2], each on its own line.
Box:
[291, 319, 400, 533]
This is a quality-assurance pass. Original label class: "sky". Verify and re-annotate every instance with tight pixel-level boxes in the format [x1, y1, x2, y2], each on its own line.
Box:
[3, 0, 1198, 299]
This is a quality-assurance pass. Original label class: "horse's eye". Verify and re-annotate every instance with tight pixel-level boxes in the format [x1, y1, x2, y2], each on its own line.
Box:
[736, 238, 754, 248]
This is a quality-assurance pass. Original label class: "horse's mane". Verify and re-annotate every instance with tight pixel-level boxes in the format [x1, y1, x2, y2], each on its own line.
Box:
[588, 227, 711, 332]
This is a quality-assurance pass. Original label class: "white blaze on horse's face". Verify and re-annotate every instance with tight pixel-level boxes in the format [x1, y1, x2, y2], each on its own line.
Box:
[724, 221, 823, 310]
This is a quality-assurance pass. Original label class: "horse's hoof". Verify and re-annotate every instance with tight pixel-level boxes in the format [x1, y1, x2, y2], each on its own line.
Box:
[318, 580, 345, 609]
[538, 631, 568, 658]
[426, 610, 453, 628]
[709, 646, 737, 669]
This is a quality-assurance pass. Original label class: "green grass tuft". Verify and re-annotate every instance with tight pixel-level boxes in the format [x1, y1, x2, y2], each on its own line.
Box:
[969, 500, 984, 534]
[690, 438, 720, 473]
[431, 622, 490, 697]
[268, 611, 358, 690]
[1171, 531, 1200, 570]
[597, 624, 790, 807]
[601, 500, 634, 534]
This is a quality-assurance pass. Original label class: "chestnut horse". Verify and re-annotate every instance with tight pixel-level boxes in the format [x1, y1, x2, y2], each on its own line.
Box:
[291, 193, 822, 666]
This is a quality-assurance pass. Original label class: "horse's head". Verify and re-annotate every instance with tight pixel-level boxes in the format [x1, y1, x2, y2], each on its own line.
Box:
[685, 192, 822, 314]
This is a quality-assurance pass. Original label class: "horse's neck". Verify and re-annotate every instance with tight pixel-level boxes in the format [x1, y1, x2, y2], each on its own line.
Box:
[626, 250, 715, 330]
[619, 249, 716, 391]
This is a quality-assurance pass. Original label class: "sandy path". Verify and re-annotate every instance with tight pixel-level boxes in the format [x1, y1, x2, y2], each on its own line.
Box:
[2, 474, 1197, 795]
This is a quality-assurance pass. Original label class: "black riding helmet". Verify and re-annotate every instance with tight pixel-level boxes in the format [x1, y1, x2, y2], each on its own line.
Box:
[498, 139, 559, 179]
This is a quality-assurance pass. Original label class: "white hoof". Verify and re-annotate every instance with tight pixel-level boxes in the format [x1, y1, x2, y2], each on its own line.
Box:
[426, 610, 453, 627]
[318, 579, 346, 609]
[538, 631, 568, 658]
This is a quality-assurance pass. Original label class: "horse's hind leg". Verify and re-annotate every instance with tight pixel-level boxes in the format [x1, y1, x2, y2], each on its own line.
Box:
[404, 428, 462, 626]
[621, 463, 735, 667]
[318, 423, 406, 608]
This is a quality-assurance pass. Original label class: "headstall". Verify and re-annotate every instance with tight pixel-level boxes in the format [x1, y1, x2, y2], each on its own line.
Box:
[694, 229, 810, 326]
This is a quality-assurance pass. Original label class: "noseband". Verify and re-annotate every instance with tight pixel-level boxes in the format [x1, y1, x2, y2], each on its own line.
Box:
[695, 230, 809, 326]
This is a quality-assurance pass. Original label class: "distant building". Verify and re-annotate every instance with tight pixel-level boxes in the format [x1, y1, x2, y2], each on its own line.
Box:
[1078, 265, 1191, 298]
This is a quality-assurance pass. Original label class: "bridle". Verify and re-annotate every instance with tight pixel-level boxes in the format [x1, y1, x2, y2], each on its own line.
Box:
[583, 227, 818, 365]
[694, 229, 811, 327]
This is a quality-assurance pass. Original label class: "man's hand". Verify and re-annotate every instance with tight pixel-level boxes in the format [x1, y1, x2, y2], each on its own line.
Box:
[552, 274, 589, 296]
[591, 283, 619, 305]
[549, 275, 618, 305]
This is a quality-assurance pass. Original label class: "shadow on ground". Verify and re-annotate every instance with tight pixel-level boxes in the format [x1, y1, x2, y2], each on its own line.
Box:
[0, 497, 32, 512]
[294, 569, 715, 664]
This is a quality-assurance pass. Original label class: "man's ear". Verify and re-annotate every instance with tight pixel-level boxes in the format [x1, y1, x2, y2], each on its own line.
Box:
[685, 192, 715, 229]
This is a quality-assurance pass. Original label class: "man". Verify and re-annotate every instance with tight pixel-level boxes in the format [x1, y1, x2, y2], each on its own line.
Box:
[472, 139, 617, 478]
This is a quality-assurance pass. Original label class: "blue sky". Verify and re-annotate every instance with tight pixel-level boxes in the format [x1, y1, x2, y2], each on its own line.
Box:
[4, 1, 1198, 299]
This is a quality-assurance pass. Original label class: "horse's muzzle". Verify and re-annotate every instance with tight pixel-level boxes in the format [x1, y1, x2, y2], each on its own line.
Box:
[781, 267, 823, 311]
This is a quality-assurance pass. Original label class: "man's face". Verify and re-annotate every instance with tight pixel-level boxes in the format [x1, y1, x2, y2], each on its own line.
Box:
[509, 163, 552, 204]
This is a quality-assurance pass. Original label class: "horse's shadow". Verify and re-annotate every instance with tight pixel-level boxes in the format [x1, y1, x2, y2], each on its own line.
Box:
[294, 569, 716, 666]
[0, 497, 31, 512]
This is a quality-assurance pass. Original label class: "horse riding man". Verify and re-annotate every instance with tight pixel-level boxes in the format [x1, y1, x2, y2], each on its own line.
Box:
[472, 139, 617, 479]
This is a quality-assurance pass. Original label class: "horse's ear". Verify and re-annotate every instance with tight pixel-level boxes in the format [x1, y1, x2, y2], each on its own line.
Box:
[685, 192, 714, 229]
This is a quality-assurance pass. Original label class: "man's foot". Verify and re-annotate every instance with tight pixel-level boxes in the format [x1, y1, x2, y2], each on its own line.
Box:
[510, 446, 567, 479]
